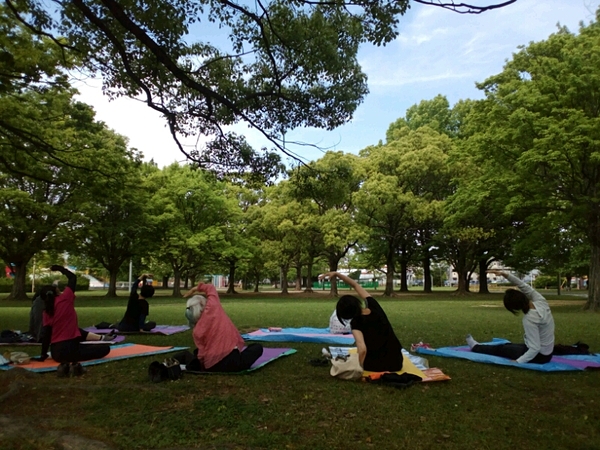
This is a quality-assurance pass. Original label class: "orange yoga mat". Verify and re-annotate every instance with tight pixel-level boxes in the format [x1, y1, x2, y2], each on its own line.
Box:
[1, 344, 188, 373]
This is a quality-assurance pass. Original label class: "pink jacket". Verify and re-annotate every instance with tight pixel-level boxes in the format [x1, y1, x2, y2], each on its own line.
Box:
[192, 283, 244, 369]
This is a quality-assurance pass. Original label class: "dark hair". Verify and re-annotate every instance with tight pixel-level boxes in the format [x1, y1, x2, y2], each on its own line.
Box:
[336, 295, 363, 324]
[140, 284, 155, 299]
[40, 284, 58, 316]
[503, 289, 530, 315]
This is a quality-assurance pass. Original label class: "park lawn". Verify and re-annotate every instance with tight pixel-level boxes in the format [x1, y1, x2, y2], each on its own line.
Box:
[0, 290, 598, 450]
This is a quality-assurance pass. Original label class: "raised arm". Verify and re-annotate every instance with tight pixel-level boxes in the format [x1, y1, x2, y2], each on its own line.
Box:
[195, 282, 219, 304]
[319, 272, 370, 300]
[50, 265, 76, 292]
[488, 270, 545, 303]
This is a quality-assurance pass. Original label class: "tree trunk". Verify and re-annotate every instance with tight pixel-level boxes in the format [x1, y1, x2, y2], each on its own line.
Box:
[162, 275, 169, 288]
[384, 252, 395, 296]
[9, 260, 30, 300]
[423, 256, 432, 293]
[588, 241, 600, 310]
[226, 261, 237, 294]
[304, 260, 314, 293]
[172, 269, 182, 297]
[556, 272, 561, 296]
[281, 266, 289, 295]
[478, 259, 490, 294]
[253, 274, 260, 293]
[106, 269, 118, 297]
[399, 259, 409, 292]
[454, 252, 469, 295]
[295, 264, 302, 291]
[328, 259, 339, 296]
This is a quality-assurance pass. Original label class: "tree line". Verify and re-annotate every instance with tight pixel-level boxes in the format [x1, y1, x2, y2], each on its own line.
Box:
[1, 4, 599, 310]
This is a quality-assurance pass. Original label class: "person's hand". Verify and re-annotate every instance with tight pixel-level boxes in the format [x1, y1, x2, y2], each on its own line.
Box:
[182, 288, 197, 298]
[50, 265, 63, 272]
[319, 272, 337, 281]
[487, 269, 506, 276]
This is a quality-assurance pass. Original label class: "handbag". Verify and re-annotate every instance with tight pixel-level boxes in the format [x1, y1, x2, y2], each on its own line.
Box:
[330, 353, 363, 381]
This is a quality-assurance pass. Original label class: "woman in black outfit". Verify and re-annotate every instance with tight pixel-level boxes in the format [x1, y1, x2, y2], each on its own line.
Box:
[320, 271, 404, 372]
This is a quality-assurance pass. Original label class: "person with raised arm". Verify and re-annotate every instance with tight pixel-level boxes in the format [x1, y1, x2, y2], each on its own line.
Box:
[320, 271, 404, 372]
[116, 274, 156, 332]
[39, 265, 111, 377]
[466, 269, 555, 364]
[182, 281, 263, 372]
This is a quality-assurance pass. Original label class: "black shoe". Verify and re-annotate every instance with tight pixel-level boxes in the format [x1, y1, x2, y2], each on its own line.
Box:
[309, 357, 330, 367]
[70, 362, 86, 377]
[148, 361, 168, 383]
[56, 362, 70, 378]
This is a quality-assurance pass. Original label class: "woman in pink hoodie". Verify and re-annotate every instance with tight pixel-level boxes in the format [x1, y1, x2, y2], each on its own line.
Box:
[183, 282, 263, 372]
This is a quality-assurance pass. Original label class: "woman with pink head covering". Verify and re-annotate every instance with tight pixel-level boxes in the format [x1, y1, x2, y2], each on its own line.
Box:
[183, 282, 263, 372]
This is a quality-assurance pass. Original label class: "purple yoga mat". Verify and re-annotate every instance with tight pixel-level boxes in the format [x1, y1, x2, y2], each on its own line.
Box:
[84, 325, 190, 335]
[455, 346, 600, 369]
[250, 347, 293, 369]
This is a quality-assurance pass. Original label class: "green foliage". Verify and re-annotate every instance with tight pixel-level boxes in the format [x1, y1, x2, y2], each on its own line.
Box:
[4, 0, 415, 168]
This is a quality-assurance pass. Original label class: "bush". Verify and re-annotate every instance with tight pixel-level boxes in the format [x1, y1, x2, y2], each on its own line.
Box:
[534, 275, 561, 289]
[0, 277, 15, 293]
[0, 274, 90, 294]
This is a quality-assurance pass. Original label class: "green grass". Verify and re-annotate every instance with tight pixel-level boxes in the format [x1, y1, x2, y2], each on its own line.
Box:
[0, 290, 598, 450]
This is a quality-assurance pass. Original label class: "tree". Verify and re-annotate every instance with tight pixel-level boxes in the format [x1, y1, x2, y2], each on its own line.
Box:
[6, 0, 517, 168]
[74, 160, 154, 297]
[468, 11, 600, 309]
[357, 126, 452, 295]
[288, 151, 364, 296]
[0, 90, 136, 299]
[147, 164, 232, 297]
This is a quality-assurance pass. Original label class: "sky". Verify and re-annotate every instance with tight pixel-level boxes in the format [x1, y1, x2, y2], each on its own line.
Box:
[73, 0, 600, 169]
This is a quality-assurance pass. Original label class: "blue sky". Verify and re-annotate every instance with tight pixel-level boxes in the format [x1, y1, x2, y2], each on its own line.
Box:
[74, 0, 600, 168]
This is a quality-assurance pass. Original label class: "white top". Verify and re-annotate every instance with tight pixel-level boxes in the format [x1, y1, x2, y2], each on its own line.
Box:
[329, 310, 351, 334]
[505, 273, 555, 363]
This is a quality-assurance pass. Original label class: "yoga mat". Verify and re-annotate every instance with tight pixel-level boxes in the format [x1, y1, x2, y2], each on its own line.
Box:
[242, 327, 355, 345]
[84, 325, 190, 335]
[0, 335, 126, 346]
[333, 347, 451, 382]
[415, 338, 600, 372]
[186, 347, 297, 374]
[0, 343, 188, 373]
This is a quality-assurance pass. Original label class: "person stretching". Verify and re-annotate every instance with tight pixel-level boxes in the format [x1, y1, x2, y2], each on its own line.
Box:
[40, 265, 111, 377]
[183, 281, 263, 372]
[321, 271, 404, 372]
[116, 274, 156, 332]
[466, 269, 555, 364]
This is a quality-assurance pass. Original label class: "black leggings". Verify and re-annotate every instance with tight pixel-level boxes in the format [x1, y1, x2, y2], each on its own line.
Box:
[188, 344, 264, 372]
[51, 338, 111, 363]
[471, 343, 552, 364]
[117, 321, 156, 332]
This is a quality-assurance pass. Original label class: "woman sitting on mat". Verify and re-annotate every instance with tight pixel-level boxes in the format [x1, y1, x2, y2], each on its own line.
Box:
[115, 274, 156, 332]
[321, 271, 404, 373]
[182, 281, 263, 372]
[39, 265, 111, 377]
[466, 269, 555, 364]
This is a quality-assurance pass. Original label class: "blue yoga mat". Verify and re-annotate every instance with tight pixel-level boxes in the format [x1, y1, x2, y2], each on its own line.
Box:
[242, 327, 355, 345]
[415, 338, 600, 372]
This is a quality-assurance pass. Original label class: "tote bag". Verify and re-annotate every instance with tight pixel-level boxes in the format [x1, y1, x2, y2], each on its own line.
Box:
[330, 353, 363, 381]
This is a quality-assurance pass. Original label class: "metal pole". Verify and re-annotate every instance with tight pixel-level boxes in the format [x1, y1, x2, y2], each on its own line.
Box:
[129, 259, 133, 290]
[31, 257, 35, 293]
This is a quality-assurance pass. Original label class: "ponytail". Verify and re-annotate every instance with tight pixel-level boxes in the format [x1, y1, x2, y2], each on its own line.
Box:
[40, 285, 57, 316]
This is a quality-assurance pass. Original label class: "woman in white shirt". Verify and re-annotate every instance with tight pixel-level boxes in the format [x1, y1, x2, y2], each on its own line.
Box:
[466, 270, 555, 364]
